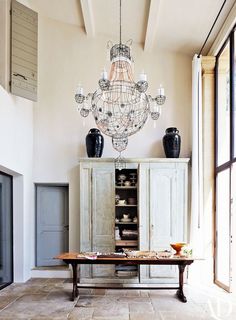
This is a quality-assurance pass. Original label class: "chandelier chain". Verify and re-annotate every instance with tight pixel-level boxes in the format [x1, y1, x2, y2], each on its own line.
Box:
[74, 0, 166, 154]
[119, 0, 122, 45]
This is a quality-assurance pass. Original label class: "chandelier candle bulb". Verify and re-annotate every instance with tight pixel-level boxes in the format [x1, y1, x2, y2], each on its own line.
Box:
[157, 85, 165, 96]
[139, 72, 147, 82]
[74, 0, 166, 156]
[101, 69, 108, 80]
[76, 85, 84, 95]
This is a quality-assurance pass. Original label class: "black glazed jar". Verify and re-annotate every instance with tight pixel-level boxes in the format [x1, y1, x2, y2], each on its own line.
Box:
[162, 127, 181, 158]
[86, 128, 104, 157]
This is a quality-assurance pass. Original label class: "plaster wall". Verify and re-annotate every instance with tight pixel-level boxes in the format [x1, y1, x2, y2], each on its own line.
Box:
[0, 86, 34, 282]
[32, 15, 192, 253]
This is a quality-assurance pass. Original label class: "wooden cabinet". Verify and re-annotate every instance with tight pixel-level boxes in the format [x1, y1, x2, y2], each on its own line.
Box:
[79, 162, 115, 280]
[139, 162, 188, 283]
[79, 158, 189, 284]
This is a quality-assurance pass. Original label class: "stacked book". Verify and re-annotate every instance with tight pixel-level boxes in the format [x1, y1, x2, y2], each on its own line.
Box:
[121, 229, 138, 240]
[115, 264, 138, 277]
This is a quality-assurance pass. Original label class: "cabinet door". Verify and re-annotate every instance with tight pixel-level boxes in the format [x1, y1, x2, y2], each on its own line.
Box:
[79, 162, 115, 279]
[149, 166, 178, 279]
[91, 165, 115, 278]
[140, 163, 187, 283]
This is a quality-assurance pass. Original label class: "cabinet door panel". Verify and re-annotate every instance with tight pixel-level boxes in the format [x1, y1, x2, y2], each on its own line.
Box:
[149, 167, 177, 278]
[91, 166, 115, 278]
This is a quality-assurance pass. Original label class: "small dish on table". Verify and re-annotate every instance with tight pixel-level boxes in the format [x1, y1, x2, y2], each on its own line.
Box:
[170, 243, 187, 256]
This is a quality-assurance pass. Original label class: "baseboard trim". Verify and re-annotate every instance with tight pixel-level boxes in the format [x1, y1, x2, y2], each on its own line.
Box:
[31, 268, 71, 278]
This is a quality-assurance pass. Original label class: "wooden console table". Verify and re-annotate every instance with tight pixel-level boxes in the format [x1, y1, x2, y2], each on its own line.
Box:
[55, 252, 194, 303]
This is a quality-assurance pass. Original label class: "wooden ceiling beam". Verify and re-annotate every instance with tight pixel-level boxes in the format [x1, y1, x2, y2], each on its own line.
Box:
[144, 0, 161, 51]
[80, 0, 95, 37]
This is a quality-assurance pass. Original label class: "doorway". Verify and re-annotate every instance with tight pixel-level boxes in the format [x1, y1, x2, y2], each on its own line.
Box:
[0, 172, 13, 289]
[36, 185, 69, 266]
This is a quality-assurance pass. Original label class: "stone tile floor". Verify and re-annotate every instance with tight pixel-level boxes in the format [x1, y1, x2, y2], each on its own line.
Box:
[0, 278, 236, 319]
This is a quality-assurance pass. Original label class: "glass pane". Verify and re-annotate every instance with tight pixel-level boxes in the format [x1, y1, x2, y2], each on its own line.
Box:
[0, 174, 13, 289]
[234, 31, 236, 158]
[217, 42, 230, 166]
[215, 168, 230, 288]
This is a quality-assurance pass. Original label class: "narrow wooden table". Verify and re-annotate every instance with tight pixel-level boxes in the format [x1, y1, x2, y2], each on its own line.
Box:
[55, 252, 194, 303]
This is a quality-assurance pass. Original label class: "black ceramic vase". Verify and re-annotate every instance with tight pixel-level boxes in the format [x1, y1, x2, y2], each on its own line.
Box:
[86, 128, 104, 157]
[163, 127, 181, 158]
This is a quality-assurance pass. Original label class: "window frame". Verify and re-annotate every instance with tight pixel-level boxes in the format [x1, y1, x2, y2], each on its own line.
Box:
[214, 25, 236, 292]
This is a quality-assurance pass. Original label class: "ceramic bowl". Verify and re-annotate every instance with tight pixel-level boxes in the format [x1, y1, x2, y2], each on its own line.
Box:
[128, 197, 136, 204]
[118, 174, 126, 181]
[170, 243, 186, 256]
[118, 199, 126, 205]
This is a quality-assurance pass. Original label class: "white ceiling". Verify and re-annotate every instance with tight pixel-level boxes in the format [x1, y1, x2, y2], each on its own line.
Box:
[28, 0, 236, 55]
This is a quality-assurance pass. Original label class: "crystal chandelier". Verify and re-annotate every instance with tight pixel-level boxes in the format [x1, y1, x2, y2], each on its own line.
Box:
[75, 0, 166, 154]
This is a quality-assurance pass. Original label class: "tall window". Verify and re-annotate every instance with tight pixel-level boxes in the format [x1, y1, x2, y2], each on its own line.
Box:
[215, 26, 236, 292]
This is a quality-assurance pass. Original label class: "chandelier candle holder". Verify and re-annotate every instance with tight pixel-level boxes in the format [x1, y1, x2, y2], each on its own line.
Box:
[75, 0, 166, 156]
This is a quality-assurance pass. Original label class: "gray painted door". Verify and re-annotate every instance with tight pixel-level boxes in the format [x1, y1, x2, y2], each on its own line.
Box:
[36, 185, 69, 266]
[0, 173, 13, 288]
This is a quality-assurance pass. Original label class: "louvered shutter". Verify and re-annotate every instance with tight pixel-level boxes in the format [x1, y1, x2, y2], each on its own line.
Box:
[11, 0, 38, 101]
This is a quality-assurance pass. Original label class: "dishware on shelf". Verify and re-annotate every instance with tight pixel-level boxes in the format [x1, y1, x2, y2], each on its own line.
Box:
[120, 218, 132, 222]
[133, 216, 138, 223]
[124, 181, 131, 186]
[115, 227, 121, 240]
[170, 242, 186, 256]
[115, 218, 120, 223]
[128, 197, 136, 205]
[129, 173, 137, 186]
[123, 213, 129, 219]
[117, 174, 126, 186]
[115, 194, 120, 204]
[118, 199, 126, 205]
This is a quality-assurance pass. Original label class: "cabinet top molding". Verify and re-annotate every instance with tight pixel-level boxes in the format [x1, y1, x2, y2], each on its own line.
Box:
[78, 158, 190, 163]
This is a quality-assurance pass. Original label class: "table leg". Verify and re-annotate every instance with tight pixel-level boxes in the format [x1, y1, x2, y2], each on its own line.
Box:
[176, 264, 187, 303]
[71, 262, 78, 301]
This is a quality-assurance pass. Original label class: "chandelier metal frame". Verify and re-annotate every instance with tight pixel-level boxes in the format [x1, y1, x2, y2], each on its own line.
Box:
[75, 0, 166, 155]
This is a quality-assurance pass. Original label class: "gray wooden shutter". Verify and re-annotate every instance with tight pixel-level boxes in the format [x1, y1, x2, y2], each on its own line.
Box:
[11, 0, 38, 101]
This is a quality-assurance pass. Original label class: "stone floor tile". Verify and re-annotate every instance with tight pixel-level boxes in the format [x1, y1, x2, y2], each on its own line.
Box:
[68, 307, 94, 320]
[77, 289, 93, 296]
[130, 313, 162, 320]
[140, 290, 150, 297]
[1, 280, 236, 320]
[46, 289, 72, 301]
[123, 290, 141, 297]
[92, 289, 106, 295]
[76, 295, 116, 307]
[199, 301, 236, 320]
[105, 289, 126, 296]
[15, 294, 48, 303]
[117, 296, 150, 303]
[45, 278, 67, 284]
[158, 310, 209, 320]
[129, 301, 154, 313]
[92, 302, 129, 320]
[25, 278, 48, 285]
[0, 295, 19, 310]
[0, 301, 73, 319]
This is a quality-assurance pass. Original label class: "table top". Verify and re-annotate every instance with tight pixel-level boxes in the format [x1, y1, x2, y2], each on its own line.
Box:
[55, 252, 194, 265]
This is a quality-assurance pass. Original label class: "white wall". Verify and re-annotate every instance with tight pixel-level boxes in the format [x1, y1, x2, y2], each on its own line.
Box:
[31, 15, 192, 253]
[0, 86, 34, 282]
[33, 16, 192, 183]
[0, 0, 192, 280]
[0, 0, 34, 282]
